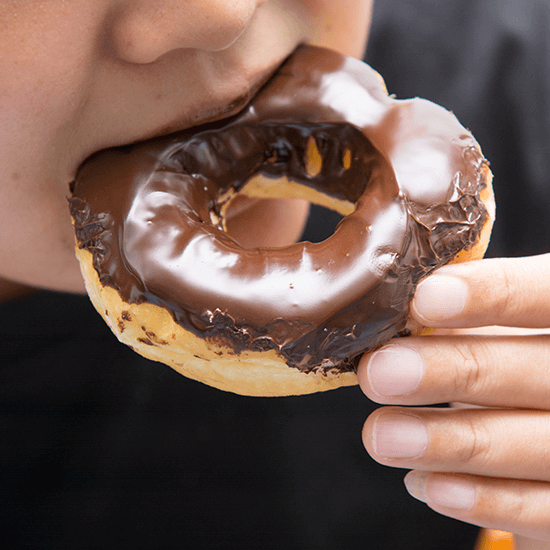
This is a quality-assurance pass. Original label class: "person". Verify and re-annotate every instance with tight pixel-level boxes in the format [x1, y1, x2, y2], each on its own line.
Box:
[0, 1, 548, 548]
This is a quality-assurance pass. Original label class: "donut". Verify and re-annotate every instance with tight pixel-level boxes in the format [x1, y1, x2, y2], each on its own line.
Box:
[69, 45, 494, 397]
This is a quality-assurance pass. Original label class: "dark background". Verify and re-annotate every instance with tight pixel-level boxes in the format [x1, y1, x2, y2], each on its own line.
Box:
[2, 1, 549, 548]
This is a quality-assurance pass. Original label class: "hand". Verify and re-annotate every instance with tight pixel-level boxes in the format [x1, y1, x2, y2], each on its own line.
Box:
[225, 196, 309, 248]
[357, 253, 550, 543]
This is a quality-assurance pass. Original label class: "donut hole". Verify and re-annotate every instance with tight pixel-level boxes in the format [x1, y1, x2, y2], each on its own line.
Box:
[300, 204, 344, 243]
[219, 172, 354, 250]
[224, 197, 344, 248]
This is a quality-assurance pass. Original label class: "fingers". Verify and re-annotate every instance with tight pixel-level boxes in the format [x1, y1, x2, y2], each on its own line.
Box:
[360, 253, 550, 541]
[362, 406, 550, 539]
[357, 334, 550, 409]
[360, 399, 550, 540]
[362, 407, 550, 481]
[404, 472, 550, 541]
[411, 253, 550, 329]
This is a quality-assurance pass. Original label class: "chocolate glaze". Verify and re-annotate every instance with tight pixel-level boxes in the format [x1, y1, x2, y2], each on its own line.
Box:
[70, 45, 489, 373]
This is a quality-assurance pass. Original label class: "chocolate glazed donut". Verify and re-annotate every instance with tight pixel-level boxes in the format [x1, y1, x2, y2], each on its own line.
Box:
[69, 45, 494, 396]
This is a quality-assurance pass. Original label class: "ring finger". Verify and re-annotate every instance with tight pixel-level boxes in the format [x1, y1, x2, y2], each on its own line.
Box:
[362, 406, 550, 481]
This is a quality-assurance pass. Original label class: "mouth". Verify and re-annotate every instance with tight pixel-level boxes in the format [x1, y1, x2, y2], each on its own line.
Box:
[120, 49, 290, 146]
[156, 88, 265, 143]
[68, 49, 293, 184]
[149, 74, 266, 140]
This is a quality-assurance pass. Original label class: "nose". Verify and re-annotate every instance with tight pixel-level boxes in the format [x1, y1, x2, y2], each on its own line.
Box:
[110, 0, 266, 64]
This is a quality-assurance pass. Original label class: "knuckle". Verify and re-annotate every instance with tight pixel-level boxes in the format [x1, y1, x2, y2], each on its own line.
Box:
[507, 492, 527, 525]
[451, 338, 491, 398]
[478, 487, 526, 526]
[456, 415, 492, 469]
[492, 261, 521, 319]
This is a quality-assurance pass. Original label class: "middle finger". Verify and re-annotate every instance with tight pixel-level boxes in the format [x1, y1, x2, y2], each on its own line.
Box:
[362, 407, 550, 481]
[357, 333, 550, 410]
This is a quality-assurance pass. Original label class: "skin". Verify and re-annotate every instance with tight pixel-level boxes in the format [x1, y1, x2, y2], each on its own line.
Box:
[1, 1, 549, 546]
[358, 255, 550, 548]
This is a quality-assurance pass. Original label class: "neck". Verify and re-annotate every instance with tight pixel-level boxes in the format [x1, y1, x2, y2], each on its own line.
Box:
[0, 277, 36, 302]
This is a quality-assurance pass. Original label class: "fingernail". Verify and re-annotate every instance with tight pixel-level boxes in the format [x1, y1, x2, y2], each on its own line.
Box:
[368, 346, 424, 397]
[404, 472, 476, 511]
[373, 413, 428, 459]
[403, 470, 430, 501]
[413, 275, 468, 323]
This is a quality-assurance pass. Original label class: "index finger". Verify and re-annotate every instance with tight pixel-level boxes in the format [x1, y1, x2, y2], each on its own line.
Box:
[411, 253, 550, 329]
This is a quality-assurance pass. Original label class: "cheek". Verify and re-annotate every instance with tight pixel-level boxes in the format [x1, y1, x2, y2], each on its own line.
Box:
[298, 0, 373, 57]
[0, 3, 113, 223]
[0, 2, 107, 291]
[0, 1, 102, 153]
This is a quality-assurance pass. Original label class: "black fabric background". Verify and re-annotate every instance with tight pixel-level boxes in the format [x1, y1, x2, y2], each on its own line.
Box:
[2, 1, 549, 548]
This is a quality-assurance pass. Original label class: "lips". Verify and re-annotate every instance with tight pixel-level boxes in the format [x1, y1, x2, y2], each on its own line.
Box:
[152, 47, 294, 138]
[68, 49, 291, 184]
[150, 70, 271, 139]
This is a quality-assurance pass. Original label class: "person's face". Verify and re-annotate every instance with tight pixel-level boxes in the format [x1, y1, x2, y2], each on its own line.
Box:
[0, 0, 372, 293]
